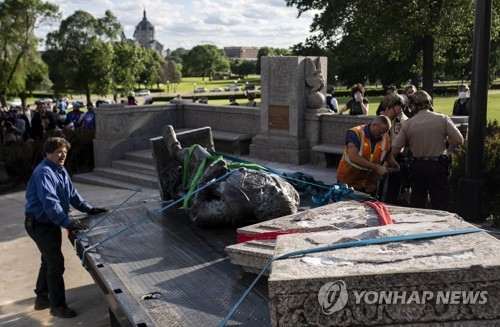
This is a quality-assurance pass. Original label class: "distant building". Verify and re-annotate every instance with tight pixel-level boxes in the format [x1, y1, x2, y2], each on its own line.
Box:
[131, 9, 167, 57]
[224, 47, 259, 61]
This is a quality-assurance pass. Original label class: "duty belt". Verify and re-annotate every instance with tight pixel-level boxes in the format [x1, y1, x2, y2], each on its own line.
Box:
[413, 157, 440, 161]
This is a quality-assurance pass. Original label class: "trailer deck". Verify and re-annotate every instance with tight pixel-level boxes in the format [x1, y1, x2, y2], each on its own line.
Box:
[70, 200, 275, 327]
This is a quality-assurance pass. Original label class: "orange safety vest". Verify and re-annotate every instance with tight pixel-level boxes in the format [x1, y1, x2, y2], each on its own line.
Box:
[337, 124, 390, 193]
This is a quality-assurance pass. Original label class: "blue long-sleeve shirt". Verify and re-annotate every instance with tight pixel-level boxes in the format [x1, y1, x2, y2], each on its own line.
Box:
[25, 157, 92, 228]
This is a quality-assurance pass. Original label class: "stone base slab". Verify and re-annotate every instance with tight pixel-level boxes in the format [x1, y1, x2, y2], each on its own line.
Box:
[269, 221, 500, 326]
[226, 201, 465, 275]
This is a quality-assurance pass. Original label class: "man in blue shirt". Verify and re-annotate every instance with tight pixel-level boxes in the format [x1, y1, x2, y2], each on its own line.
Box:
[66, 102, 84, 129]
[25, 137, 108, 318]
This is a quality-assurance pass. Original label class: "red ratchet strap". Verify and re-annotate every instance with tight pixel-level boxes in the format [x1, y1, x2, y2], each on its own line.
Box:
[364, 201, 393, 225]
[237, 201, 393, 243]
[237, 230, 298, 243]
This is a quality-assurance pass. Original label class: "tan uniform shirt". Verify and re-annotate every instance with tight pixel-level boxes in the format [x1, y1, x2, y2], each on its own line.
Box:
[393, 110, 463, 157]
[389, 112, 408, 145]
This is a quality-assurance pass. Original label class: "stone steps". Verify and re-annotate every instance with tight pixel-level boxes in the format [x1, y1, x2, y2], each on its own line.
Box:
[73, 150, 158, 191]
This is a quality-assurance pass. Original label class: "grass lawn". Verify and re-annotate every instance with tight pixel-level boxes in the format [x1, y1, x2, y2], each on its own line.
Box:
[206, 93, 500, 123]
[22, 76, 499, 123]
[362, 92, 500, 122]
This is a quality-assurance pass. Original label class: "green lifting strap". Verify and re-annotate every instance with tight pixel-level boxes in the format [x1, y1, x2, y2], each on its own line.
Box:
[181, 146, 268, 212]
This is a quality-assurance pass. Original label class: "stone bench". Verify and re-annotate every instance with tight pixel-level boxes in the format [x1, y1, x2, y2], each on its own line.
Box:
[177, 128, 254, 155]
[312, 143, 344, 167]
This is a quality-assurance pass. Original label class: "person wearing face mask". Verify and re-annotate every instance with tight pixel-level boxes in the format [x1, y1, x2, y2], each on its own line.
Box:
[338, 83, 369, 115]
[452, 84, 470, 116]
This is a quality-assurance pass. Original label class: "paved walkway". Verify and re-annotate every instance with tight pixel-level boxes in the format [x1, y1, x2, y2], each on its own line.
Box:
[0, 159, 336, 326]
[0, 183, 160, 327]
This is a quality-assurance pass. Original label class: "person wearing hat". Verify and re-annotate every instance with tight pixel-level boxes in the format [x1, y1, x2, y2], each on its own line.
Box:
[81, 102, 96, 130]
[380, 93, 410, 204]
[336, 115, 400, 195]
[66, 102, 84, 129]
[376, 84, 397, 115]
[392, 90, 464, 211]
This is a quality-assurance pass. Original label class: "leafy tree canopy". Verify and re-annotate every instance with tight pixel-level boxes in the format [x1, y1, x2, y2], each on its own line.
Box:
[43, 10, 122, 100]
[286, 0, 500, 92]
[182, 45, 230, 80]
[0, 0, 59, 106]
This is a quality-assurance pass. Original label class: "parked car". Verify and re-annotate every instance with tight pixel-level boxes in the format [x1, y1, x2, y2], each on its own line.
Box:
[136, 89, 150, 96]
[39, 97, 55, 104]
[194, 87, 207, 93]
[210, 87, 223, 92]
[244, 83, 256, 91]
[7, 98, 21, 107]
[224, 84, 241, 91]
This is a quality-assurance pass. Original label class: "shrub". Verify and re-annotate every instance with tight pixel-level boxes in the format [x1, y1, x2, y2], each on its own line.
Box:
[450, 120, 500, 226]
[2, 129, 95, 186]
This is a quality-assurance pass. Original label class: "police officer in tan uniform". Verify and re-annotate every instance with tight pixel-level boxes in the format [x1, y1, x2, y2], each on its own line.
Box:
[392, 91, 464, 211]
[381, 93, 409, 205]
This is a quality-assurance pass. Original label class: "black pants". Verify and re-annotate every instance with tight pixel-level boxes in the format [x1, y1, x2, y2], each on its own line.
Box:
[25, 217, 66, 308]
[409, 160, 450, 211]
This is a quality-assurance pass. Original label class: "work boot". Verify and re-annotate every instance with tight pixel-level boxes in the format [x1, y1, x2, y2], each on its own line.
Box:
[50, 305, 77, 318]
[34, 295, 50, 310]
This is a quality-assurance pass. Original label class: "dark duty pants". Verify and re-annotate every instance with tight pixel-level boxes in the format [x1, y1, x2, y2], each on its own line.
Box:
[25, 217, 66, 308]
[409, 160, 451, 211]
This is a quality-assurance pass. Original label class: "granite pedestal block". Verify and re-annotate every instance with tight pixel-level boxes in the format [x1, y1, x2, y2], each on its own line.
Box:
[226, 201, 464, 275]
[269, 221, 499, 326]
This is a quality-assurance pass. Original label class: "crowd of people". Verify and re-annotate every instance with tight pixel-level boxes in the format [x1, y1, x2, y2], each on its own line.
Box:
[0, 99, 100, 146]
[335, 83, 467, 211]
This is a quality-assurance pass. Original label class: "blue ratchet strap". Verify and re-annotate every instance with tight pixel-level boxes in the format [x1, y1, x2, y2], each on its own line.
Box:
[73, 189, 143, 252]
[210, 151, 374, 205]
[218, 227, 484, 327]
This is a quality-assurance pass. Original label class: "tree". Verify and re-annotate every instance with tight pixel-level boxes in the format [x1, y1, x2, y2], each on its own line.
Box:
[24, 59, 50, 97]
[285, 0, 491, 94]
[160, 59, 183, 90]
[137, 48, 164, 89]
[169, 47, 188, 64]
[111, 41, 144, 100]
[183, 45, 230, 79]
[43, 10, 121, 102]
[236, 60, 256, 78]
[0, 0, 59, 106]
[255, 47, 291, 74]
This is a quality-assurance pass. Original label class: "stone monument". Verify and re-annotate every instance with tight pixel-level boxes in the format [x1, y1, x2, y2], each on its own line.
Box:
[250, 56, 328, 164]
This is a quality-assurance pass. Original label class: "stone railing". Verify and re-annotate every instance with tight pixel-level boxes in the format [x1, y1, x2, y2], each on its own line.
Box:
[93, 102, 468, 168]
[94, 102, 260, 167]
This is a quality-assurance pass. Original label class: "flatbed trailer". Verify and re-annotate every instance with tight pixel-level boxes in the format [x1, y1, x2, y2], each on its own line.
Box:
[69, 200, 273, 327]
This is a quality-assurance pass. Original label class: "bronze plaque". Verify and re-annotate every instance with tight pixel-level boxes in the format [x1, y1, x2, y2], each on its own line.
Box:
[268, 105, 289, 130]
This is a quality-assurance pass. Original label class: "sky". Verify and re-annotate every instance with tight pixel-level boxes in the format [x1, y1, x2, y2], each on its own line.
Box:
[36, 0, 319, 51]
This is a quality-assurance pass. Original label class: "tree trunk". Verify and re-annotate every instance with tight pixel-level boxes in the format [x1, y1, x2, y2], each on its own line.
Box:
[422, 34, 434, 97]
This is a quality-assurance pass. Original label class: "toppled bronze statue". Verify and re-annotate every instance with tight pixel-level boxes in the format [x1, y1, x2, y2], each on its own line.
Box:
[161, 125, 300, 227]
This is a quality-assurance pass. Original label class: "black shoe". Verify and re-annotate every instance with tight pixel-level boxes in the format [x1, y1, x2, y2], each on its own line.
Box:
[50, 305, 77, 318]
[34, 296, 50, 310]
